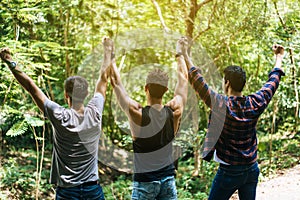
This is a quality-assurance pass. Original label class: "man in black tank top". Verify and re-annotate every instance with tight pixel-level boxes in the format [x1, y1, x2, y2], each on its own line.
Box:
[109, 37, 189, 200]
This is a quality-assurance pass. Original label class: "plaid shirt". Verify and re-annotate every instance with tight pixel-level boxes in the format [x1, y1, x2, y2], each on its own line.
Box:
[189, 66, 285, 165]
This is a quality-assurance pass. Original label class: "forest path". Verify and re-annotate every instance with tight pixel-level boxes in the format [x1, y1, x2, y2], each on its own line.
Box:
[230, 164, 300, 200]
[256, 164, 300, 200]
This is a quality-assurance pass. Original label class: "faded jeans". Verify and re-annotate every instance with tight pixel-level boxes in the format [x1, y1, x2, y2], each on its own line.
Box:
[208, 162, 259, 200]
[132, 175, 177, 200]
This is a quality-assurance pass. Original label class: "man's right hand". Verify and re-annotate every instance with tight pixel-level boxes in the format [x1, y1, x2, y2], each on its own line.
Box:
[272, 44, 284, 56]
[102, 37, 114, 54]
[101, 37, 114, 73]
[0, 47, 13, 62]
[176, 37, 189, 56]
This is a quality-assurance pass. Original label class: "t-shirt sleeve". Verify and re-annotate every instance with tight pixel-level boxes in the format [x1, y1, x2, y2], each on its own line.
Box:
[44, 99, 66, 123]
[86, 93, 105, 115]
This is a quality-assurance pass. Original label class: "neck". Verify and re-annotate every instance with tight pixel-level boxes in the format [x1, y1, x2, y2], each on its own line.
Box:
[227, 88, 242, 97]
[147, 97, 163, 108]
[70, 102, 85, 114]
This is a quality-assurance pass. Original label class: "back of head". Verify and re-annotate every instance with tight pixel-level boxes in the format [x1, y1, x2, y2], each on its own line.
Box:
[64, 76, 89, 103]
[146, 69, 169, 99]
[224, 65, 246, 92]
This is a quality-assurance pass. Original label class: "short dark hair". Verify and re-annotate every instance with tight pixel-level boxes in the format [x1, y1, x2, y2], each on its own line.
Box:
[223, 65, 246, 92]
[146, 69, 169, 99]
[64, 76, 89, 103]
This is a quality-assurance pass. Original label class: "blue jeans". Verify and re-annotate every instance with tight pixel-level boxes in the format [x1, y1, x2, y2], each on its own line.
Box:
[132, 176, 177, 200]
[56, 182, 105, 200]
[208, 162, 259, 200]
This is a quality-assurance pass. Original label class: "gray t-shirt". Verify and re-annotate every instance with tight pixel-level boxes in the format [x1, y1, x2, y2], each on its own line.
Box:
[44, 93, 104, 187]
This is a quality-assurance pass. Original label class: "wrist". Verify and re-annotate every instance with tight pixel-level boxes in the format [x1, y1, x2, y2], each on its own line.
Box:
[175, 52, 183, 58]
[182, 53, 189, 59]
[276, 54, 284, 59]
[103, 53, 111, 59]
[5, 60, 17, 69]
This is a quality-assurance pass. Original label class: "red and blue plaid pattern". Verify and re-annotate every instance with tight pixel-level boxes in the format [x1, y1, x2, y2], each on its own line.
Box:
[189, 66, 285, 165]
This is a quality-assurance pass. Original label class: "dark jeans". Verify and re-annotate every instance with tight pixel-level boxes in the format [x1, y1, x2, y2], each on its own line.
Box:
[56, 182, 105, 200]
[208, 162, 259, 200]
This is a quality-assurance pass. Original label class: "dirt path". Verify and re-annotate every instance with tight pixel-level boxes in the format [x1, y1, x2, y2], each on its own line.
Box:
[230, 164, 300, 200]
[256, 164, 300, 200]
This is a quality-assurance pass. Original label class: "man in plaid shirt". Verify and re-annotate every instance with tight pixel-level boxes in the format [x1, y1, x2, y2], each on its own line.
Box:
[177, 39, 285, 200]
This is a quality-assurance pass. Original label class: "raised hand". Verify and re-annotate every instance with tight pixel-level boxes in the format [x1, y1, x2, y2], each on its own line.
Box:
[95, 37, 114, 96]
[101, 37, 114, 73]
[272, 44, 284, 56]
[176, 36, 189, 56]
[0, 47, 13, 62]
[102, 37, 114, 54]
[272, 44, 284, 69]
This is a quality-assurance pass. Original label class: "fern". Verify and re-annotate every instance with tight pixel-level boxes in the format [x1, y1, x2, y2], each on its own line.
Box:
[24, 114, 44, 127]
[6, 120, 28, 137]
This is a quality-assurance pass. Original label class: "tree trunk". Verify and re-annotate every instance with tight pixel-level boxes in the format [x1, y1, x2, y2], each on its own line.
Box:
[185, 0, 198, 38]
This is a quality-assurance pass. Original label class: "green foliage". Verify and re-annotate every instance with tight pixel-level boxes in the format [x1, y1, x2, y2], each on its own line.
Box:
[258, 133, 300, 178]
[176, 158, 217, 199]
[4, 115, 43, 138]
[0, 150, 54, 199]
[0, 0, 299, 199]
[24, 114, 45, 127]
[102, 175, 132, 200]
[6, 120, 28, 137]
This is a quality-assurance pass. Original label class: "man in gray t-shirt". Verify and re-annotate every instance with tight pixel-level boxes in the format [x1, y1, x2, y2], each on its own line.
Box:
[0, 37, 113, 199]
[44, 92, 104, 187]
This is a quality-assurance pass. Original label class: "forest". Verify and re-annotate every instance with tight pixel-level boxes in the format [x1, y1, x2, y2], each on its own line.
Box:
[0, 0, 299, 199]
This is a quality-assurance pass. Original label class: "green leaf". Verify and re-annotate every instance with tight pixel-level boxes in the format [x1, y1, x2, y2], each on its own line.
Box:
[24, 114, 44, 127]
[6, 120, 28, 137]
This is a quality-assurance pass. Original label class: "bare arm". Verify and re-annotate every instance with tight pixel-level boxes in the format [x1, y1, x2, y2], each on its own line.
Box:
[166, 38, 189, 134]
[109, 56, 142, 133]
[172, 55, 188, 133]
[0, 48, 48, 112]
[183, 54, 194, 71]
[182, 47, 194, 72]
[174, 55, 188, 106]
[95, 37, 112, 98]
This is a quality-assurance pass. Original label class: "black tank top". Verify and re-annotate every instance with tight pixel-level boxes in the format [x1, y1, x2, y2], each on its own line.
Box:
[133, 106, 176, 182]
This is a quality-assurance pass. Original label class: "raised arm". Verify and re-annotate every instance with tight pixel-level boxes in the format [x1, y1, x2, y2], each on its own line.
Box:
[0, 48, 48, 112]
[95, 37, 113, 98]
[174, 37, 189, 106]
[166, 38, 189, 133]
[251, 44, 285, 108]
[181, 37, 194, 72]
[179, 37, 224, 109]
[109, 45, 142, 129]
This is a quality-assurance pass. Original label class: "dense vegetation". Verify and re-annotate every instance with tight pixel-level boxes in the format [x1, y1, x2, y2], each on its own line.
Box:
[0, 0, 299, 199]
